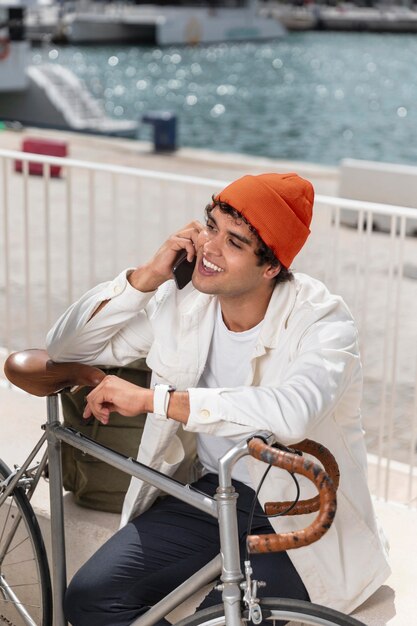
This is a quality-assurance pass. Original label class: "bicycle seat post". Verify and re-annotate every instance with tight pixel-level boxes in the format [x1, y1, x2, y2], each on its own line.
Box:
[216, 439, 249, 626]
[46, 393, 68, 626]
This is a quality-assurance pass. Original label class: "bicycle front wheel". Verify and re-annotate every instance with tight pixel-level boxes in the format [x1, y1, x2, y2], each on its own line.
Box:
[0, 458, 52, 626]
[174, 597, 366, 626]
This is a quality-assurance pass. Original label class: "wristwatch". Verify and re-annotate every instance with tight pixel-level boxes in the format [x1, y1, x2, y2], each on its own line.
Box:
[153, 383, 176, 418]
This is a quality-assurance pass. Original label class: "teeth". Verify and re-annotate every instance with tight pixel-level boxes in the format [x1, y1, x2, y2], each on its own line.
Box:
[203, 257, 224, 272]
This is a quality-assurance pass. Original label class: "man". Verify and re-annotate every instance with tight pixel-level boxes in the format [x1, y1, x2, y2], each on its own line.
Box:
[47, 173, 390, 626]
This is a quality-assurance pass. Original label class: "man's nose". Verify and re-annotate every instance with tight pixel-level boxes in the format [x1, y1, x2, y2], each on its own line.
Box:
[203, 235, 221, 256]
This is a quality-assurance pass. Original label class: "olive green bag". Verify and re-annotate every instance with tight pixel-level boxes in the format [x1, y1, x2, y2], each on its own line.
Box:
[60, 359, 151, 513]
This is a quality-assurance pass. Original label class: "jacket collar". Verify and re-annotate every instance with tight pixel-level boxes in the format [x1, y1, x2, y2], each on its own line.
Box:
[257, 278, 299, 349]
[178, 277, 299, 351]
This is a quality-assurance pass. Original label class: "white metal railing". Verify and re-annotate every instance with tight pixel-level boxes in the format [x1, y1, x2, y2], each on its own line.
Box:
[0, 148, 416, 508]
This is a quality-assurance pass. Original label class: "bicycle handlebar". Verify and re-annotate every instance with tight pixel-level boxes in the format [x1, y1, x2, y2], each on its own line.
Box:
[263, 439, 340, 517]
[4, 349, 106, 396]
[247, 437, 337, 553]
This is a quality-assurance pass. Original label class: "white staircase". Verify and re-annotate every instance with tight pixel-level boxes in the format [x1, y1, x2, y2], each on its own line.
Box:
[27, 63, 138, 136]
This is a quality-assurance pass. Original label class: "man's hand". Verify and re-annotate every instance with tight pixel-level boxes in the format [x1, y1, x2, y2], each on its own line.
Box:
[83, 375, 153, 424]
[83, 375, 190, 425]
[128, 221, 203, 292]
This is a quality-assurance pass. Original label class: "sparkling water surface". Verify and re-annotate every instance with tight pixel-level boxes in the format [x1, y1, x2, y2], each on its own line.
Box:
[32, 32, 417, 165]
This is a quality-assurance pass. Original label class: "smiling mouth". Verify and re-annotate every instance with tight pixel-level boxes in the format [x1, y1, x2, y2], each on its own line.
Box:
[202, 257, 224, 273]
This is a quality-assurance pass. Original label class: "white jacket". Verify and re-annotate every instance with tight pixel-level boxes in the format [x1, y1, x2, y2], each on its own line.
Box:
[47, 270, 391, 614]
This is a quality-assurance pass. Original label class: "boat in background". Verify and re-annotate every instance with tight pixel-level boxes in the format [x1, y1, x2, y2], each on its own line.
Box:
[0, 1, 138, 136]
[26, 0, 286, 46]
[266, 2, 417, 33]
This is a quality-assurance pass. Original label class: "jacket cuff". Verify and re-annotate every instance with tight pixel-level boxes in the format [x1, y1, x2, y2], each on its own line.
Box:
[185, 387, 225, 434]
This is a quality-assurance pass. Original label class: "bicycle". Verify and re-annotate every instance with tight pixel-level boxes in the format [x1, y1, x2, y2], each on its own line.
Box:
[1, 348, 366, 626]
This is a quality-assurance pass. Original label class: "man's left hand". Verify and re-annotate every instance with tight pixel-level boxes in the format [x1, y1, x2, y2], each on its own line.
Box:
[83, 375, 153, 424]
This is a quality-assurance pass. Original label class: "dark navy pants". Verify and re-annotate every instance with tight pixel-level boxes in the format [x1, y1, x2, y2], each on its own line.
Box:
[64, 474, 309, 626]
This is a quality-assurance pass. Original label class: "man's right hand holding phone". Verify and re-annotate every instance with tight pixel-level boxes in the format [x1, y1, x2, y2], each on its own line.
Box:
[127, 221, 203, 293]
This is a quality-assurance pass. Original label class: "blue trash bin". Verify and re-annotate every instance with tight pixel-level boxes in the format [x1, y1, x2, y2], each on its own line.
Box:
[142, 111, 177, 152]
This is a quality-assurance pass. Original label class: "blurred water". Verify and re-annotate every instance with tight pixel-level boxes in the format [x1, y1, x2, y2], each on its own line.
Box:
[32, 32, 417, 165]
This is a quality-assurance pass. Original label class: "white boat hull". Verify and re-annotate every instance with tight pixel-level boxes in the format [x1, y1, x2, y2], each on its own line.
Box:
[60, 6, 285, 45]
[155, 8, 285, 45]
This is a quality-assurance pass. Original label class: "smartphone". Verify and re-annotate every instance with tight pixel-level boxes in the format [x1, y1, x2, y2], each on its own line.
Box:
[172, 250, 196, 289]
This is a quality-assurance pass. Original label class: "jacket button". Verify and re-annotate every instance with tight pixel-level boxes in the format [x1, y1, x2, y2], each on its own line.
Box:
[200, 409, 210, 418]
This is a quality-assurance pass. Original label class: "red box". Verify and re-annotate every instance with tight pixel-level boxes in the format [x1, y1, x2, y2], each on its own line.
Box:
[15, 138, 68, 177]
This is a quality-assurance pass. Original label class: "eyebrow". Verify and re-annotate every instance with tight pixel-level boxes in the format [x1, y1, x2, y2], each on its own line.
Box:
[207, 214, 253, 246]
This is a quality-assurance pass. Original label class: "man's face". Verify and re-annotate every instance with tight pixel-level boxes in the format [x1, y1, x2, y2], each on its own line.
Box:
[191, 207, 275, 300]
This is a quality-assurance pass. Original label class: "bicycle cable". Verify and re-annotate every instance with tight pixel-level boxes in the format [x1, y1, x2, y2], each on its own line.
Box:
[188, 445, 302, 525]
[245, 466, 300, 562]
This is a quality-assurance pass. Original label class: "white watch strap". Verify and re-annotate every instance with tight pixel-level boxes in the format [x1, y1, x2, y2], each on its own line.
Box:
[153, 384, 175, 417]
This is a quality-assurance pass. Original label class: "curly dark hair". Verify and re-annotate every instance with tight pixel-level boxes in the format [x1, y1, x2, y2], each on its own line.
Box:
[205, 197, 293, 285]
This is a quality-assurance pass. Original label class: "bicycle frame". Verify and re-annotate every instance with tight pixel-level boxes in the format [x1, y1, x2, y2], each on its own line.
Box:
[1, 350, 360, 626]
[39, 394, 271, 626]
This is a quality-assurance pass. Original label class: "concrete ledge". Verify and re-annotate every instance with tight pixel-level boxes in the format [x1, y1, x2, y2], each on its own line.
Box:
[352, 501, 416, 626]
[339, 158, 417, 234]
[0, 127, 339, 198]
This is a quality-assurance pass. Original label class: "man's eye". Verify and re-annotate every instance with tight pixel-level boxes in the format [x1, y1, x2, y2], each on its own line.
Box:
[206, 222, 215, 231]
[229, 239, 241, 249]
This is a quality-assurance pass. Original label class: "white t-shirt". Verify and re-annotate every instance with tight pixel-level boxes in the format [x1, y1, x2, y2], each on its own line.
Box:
[197, 303, 263, 487]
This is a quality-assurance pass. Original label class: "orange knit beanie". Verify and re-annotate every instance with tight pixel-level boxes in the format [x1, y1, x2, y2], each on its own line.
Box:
[215, 173, 314, 268]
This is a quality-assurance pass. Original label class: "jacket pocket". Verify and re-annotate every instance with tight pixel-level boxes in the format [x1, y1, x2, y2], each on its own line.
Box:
[146, 341, 179, 382]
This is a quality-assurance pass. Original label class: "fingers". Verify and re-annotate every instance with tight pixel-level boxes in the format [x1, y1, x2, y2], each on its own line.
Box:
[128, 221, 204, 292]
[177, 221, 204, 238]
[171, 236, 196, 263]
[170, 222, 203, 261]
[82, 393, 111, 424]
[83, 376, 118, 424]
[83, 375, 146, 424]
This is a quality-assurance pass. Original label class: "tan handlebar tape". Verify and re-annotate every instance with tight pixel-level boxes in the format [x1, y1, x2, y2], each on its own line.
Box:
[246, 438, 337, 553]
[264, 439, 340, 517]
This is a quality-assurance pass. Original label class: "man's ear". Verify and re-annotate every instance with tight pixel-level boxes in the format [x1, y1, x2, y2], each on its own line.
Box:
[263, 264, 281, 281]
